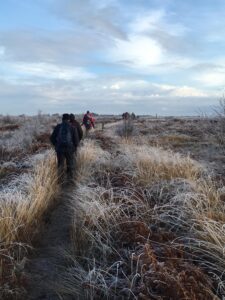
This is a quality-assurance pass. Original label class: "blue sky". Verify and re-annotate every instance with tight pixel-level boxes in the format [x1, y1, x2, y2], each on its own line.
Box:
[0, 0, 225, 115]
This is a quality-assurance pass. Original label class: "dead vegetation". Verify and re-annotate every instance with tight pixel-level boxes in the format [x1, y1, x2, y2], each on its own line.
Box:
[1, 114, 225, 299]
[0, 150, 58, 299]
[55, 130, 224, 299]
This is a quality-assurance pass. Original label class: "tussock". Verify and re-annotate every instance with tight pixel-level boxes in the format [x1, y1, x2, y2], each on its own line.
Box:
[116, 143, 203, 184]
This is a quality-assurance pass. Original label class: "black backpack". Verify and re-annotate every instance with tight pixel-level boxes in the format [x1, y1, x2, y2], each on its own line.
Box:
[57, 123, 73, 148]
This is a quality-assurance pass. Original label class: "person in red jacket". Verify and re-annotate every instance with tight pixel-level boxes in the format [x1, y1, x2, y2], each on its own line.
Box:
[82, 111, 95, 136]
[89, 113, 95, 128]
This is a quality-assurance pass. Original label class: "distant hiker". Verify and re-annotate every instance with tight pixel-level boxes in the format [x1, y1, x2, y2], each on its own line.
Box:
[122, 112, 130, 120]
[69, 113, 83, 142]
[50, 113, 79, 180]
[131, 112, 136, 120]
[82, 110, 95, 136]
[89, 113, 96, 128]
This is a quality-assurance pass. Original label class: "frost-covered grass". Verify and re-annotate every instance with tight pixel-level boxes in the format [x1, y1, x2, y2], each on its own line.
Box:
[0, 150, 58, 299]
[1, 115, 225, 299]
[1, 116, 49, 152]
[57, 135, 224, 299]
[116, 143, 203, 185]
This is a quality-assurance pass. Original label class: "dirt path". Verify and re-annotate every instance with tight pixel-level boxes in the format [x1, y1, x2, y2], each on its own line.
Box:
[24, 186, 74, 300]
[23, 130, 117, 300]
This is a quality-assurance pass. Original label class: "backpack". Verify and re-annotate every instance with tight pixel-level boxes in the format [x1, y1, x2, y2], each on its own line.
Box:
[56, 123, 73, 148]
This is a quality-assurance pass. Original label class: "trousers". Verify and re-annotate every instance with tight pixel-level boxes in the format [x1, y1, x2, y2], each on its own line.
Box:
[56, 150, 75, 178]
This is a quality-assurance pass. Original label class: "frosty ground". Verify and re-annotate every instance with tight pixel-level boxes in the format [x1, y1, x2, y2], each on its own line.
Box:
[0, 114, 225, 299]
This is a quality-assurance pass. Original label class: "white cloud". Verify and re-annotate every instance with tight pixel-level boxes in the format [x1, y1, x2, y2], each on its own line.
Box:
[0, 76, 218, 115]
[169, 86, 207, 97]
[110, 83, 121, 90]
[195, 71, 225, 87]
[0, 46, 5, 57]
[130, 10, 188, 37]
[130, 10, 166, 33]
[88, 79, 210, 99]
[109, 35, 163, 68]
[1, 62, 95, 81]
[52, 0, 127, 40]
[0, 0, 223, 115]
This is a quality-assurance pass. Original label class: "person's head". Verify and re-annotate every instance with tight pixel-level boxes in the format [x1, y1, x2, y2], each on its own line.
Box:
[86, 110, 90, 115]
[69, 113, 75, 122]
[62, 113, 70, 122]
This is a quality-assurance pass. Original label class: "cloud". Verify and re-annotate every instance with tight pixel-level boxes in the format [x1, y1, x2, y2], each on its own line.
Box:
[51, 0, 127, 40]
[7, 62, 95, 80]
[169, 86, 207, 97]
[130, 10, 188, 36]
[191, 60, 225, 88]
[0, 46, 5, 57]
[0, 76, 216, 115]
[0, 0, 224, 115]
[195, 71, 225, 87]
[0, 29, 109, 65]
[108, 35, 163, 68]
[129, 10, 196, 56]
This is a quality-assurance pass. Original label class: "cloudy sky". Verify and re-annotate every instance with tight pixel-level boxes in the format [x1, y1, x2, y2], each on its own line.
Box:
[0, 0, 225, 115]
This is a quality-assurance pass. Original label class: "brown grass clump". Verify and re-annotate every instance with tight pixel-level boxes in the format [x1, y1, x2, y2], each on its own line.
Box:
[0, 124, 20, 132]
[155, 134, 198, 148]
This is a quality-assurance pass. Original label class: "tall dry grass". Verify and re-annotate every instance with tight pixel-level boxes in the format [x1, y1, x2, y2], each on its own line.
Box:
[56, 138, 223, 299]
[0, 150, 59, 298]
[116, 143, 203, 185]
[75, 139, 111, 183]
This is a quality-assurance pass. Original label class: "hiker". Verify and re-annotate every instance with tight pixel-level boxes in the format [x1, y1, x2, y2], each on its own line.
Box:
[50, 113, 79, 179]
[82, 110, 94, 136]
[131, 112, 136, 120]
[89, 113, 95, 128]
[69, 113, 83, 142]
[122, 112, 130, 120]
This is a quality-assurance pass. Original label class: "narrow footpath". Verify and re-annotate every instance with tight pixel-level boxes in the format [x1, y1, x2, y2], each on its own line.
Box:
[24, 126, 118, 300]
[25, 186, 75, 300]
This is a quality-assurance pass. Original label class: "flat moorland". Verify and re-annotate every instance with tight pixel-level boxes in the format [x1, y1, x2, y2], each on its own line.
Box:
[0, 115, 225, 299]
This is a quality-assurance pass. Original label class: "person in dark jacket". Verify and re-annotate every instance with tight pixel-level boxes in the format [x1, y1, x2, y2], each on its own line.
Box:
[50, 113, 79, 179]
[82, 110, 90, 127]
[82, 110, 94, 136]
[69, 113, 83, 142]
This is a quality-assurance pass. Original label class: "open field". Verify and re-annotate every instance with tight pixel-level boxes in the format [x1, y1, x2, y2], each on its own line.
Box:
[0, 114, 225, 299]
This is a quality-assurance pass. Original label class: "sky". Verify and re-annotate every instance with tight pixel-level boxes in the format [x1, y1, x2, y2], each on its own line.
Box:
[0, 0, 225, 115]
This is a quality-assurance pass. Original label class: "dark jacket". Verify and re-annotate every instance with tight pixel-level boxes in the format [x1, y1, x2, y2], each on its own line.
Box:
[50, 121, 79, 152]
[70, 120, 83, 141]
[82, 114, 91, 129]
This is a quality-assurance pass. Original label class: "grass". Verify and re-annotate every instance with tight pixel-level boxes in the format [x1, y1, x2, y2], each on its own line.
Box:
[55, 136, 223, 299]
[0, 150, 58, 299]
[1, 115, 225, 299]
[117, 143, 203, 185]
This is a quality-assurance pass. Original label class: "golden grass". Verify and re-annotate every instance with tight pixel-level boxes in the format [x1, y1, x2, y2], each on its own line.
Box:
[57, 138, 222, 299]
[157, 134, 198, 145]
[76, 139, 110, 182]
[0, 150, 58, 244]
[118, 143, 203, 185]
[0, 150, 59, 298]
